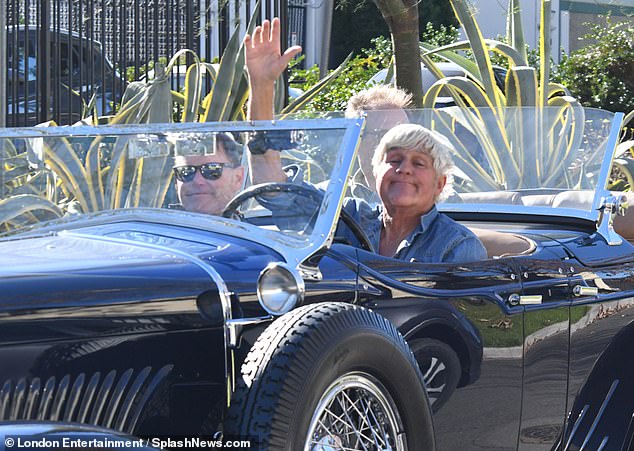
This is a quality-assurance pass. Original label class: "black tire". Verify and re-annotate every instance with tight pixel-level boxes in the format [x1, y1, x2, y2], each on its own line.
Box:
[410, 338, 461, 413]
[224, 302, 435, 450]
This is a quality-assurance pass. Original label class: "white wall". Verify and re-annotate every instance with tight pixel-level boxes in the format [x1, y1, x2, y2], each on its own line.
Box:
[465, 0, 561, 61]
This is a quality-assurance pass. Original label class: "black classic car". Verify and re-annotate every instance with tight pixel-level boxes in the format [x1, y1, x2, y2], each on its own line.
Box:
[0, 106, 633, 450]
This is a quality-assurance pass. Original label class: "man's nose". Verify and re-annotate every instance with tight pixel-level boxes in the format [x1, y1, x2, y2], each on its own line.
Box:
[395, 160, 412, 174]
[192, 170, 209, 184]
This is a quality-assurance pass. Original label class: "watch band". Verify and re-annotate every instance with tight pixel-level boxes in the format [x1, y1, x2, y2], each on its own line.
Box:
[247, 130, 293, 155]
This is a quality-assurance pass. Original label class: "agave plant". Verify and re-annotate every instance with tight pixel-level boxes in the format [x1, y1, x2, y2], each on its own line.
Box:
[611, 110, 634, 190]
[0, 127, 65, 231]
[414, 0, 590, 191]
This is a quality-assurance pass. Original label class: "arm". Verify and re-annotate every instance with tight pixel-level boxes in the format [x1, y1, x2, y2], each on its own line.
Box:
[244, 18, 301, 184]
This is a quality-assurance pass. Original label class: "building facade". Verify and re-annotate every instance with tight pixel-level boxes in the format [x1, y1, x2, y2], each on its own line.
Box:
[469, 0, 634, 62]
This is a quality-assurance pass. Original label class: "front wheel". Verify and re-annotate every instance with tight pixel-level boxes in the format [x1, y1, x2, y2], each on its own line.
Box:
[224, 302, 435, 450]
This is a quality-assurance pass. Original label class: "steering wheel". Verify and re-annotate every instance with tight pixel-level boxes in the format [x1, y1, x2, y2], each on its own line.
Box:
[222, 182, 375, 253]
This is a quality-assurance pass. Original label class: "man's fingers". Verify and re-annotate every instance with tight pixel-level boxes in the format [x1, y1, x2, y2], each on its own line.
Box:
[261, 20, 271, 43]
[270, 17, 281, 42]
[281, 46, 302, 65]
[252, 25, 263, 44]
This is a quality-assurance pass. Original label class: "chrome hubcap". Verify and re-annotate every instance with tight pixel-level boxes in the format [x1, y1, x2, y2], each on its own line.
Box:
[305, 372, 406, 451]
[422, 356, 446, 405]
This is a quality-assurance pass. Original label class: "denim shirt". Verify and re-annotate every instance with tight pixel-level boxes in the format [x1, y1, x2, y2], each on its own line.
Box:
[339, 198, 487, 263]
[264, 165, 487, 264]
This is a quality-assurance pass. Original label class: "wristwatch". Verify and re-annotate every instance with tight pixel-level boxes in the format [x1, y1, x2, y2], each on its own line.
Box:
[247, 130, 293, 155]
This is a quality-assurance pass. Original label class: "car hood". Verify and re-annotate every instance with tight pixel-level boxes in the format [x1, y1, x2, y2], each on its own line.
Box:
[0, 225, 280, 311]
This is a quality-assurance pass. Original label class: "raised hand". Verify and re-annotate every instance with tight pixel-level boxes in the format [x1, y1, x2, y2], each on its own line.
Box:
[244, 18, 302, 87]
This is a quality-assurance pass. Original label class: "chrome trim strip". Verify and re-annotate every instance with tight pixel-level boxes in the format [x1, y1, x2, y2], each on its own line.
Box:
[311, 117, 365, 260]
[78, 373, 101, 423]
[64, 373, 85, 421]
[573, 285, 599, 297]
[90, 370, 116, 424]
[226, 316, 273, 349]
[65, 231, 236, 394]
[114, 366, 152, 430]
[438, 203, 598, 221]
[0, 117, 357, 138]
[519, 295, 543, 305]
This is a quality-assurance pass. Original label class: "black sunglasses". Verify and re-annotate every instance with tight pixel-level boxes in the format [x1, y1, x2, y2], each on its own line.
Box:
[173, 162, 239, 182]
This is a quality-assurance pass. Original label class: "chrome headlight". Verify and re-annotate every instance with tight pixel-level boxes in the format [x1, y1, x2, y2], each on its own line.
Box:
[257, 262, 305, 315]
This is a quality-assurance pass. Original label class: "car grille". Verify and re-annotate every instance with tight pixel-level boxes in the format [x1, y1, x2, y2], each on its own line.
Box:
[0, 365, 173, 433]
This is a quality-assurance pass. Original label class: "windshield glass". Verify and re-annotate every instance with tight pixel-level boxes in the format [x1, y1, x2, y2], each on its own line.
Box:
[408, 107, 620, 220]
[0, 106, 621, 248]
[0, 117, 362, 260]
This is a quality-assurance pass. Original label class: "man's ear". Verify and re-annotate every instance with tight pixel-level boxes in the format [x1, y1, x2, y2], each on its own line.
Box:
[233, 166, 245, 186]
[436, 174, 447, 194]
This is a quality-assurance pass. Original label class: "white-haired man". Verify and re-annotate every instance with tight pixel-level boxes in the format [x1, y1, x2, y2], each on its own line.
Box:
[244, 19, 485, 262]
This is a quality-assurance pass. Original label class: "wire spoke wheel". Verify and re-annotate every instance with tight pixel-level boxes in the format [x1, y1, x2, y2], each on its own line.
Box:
[225, 303, 435, 450]
[306, 373, 406, 451]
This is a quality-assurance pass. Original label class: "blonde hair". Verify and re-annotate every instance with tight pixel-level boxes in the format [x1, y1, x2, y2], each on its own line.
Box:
[372, 124, 455, 199]
[345, 85, 413, 116]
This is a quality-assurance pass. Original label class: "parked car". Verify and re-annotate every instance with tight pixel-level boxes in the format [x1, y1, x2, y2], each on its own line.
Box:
[0, 106, 632, 450]
[5, 26, 125, 126]
[369, 61, 507, 106]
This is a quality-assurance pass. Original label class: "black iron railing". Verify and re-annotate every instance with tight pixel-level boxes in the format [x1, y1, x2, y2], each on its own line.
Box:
[3, 0, 305, 127]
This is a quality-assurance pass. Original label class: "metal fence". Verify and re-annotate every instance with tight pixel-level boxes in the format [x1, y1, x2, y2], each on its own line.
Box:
[3, 0, 306, 127]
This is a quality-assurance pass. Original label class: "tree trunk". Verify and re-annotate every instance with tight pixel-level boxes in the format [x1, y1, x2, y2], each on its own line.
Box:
[373, 0, 422, 107]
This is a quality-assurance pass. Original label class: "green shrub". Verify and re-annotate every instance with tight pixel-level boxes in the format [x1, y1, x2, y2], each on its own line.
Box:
[289, 23, 458, 112]
[555, 19, 634, 113]
[289, 36, 392, 112]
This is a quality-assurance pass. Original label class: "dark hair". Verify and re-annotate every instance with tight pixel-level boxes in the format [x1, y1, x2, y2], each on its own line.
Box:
[217, 133, 243, 165]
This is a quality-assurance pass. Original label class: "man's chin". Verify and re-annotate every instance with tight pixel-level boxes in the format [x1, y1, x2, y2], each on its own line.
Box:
[184, 202, 221, 216]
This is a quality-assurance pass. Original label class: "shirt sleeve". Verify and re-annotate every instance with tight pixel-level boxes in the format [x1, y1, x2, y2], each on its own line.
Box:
[443, 235, 488, 263]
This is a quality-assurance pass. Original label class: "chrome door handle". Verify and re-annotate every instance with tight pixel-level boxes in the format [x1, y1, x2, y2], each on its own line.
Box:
[573, 285, 599, 297]
[508, 294, 542, 306]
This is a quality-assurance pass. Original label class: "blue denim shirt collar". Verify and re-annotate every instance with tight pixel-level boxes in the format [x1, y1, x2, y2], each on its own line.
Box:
[365, 205, 439, 258]
[392, 206, 439, 258]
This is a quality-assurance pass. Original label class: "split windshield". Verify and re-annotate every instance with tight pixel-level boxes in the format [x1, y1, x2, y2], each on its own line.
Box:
[0, 107, 621, 248]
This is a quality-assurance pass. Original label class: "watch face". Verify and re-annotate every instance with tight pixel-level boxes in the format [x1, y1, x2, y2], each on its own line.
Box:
[248, 133, 268, 155]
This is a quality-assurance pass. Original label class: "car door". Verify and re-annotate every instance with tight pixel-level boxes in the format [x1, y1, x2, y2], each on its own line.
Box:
[513, 244, 573, 451]
[355, 248, 524, 451]
[561, 234, 634, 449]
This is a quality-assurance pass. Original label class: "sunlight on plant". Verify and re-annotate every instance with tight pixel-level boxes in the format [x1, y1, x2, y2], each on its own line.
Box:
[415, 0, 589, 191]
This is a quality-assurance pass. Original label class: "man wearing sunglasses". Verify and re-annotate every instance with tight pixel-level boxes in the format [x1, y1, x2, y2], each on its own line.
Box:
[173, 133, 245, 215]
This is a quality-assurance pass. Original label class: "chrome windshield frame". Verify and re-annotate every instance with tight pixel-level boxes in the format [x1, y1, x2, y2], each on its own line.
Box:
[593, 111, 625, 212]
